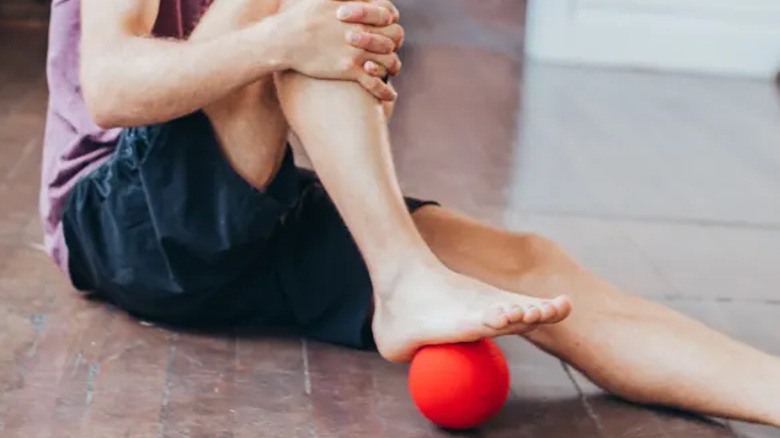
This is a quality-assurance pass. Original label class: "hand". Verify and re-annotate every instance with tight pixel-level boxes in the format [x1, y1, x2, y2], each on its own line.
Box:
[381, 85, 396, 119]
[337, 0, 405, 81]
[275, 0, 403, 100]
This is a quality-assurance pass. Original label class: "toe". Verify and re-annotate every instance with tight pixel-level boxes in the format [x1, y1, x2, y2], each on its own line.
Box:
[484, 306, 512, 329]
[506, 304, 526, 324]
[522, 305, 542, 324]
[549, 295, 573, 322]
[539, 301, 558, 321]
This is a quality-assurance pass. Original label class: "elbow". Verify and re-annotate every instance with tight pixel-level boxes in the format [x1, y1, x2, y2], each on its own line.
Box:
[87, 102, 124, 130]
[81, 53, 148, 129]
[81, 72, 124, 130]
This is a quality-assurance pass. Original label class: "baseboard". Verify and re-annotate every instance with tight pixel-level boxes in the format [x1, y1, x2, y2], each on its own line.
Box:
[525, 0, 780, 80]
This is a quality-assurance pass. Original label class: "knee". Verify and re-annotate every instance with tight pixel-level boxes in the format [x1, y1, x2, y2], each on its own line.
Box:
[509, 233, 577, 278]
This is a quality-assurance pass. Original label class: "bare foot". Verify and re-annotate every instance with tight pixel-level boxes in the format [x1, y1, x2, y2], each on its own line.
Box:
[371, 262, 573, 362]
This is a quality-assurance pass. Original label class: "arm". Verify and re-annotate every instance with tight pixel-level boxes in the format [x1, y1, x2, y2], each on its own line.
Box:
[80, 0, 290, 128]
[81, 0, 403, 129]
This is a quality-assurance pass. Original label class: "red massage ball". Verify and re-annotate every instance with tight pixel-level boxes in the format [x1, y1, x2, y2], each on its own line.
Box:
[408, 338, 510, 430]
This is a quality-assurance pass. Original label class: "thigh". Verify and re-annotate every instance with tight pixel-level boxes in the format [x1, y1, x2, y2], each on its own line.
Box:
[62, 112, 299, 327]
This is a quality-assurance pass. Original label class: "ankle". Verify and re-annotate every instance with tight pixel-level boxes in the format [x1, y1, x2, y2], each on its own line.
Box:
[367, 249, 441, 291]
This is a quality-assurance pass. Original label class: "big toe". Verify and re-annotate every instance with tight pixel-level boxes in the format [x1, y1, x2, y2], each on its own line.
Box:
[544, 295, 572, 323]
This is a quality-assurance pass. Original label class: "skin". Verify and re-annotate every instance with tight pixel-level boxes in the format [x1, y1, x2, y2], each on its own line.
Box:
[81, 0, 574, 364]
[80, 0, 403, 127]
[77, 0, 780, 428]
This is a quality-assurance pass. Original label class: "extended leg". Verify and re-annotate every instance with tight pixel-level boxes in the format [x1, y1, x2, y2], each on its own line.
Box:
[413, 206, 780, 427]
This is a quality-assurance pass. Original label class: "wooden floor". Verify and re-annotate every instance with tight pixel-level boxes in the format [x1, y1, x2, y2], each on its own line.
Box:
[1, 1, 780, 436]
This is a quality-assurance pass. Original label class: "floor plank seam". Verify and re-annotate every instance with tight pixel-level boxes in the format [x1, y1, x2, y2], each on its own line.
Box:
[725, 420, 743, 438]
[657, 296, 780, 306]
[157, 337, 178, 438]
[561, 362, 608, 438]
[4, 136, 40, 184]
[513, 210, 780, 231]
[301, 339, 312, 397]
[300, 338, 317, 438]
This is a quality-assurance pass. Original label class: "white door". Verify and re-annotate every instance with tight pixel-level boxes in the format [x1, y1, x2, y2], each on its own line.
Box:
[525, 0, 780, 80]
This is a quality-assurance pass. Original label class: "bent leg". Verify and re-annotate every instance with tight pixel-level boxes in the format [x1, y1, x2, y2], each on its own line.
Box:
[174, 0, 570, 362]
[413, 206, 780, 427]
[272, 36, 571, 362]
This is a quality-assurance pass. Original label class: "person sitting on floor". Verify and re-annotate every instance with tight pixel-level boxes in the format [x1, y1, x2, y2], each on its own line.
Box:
[40, 0, 780, 428]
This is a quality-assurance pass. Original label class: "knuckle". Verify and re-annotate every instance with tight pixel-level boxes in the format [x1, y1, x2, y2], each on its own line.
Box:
[389, 55, 400, 71]
[358, 34, 373, 49]
[380, 40, 393, 54]
[349, 48, 362, 62]
[366, 34, 381, 48]
[342, 57, 357, 73]
[351, 4, 366, 19]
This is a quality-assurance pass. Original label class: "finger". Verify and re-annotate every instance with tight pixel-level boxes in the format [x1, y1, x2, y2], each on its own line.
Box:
[347, 31, 395, 54]
[371, 0, 400, 23]
[364, 52, 401, 76]
[358, 73, 397, 101]
[363, 60, 388, 78]
[337, 3, 393, 26]
[367, 23, 404, 50]
[382, 99, 395, 120]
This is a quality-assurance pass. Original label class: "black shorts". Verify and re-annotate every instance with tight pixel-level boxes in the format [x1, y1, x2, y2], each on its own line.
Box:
[62, 111, 436, 350]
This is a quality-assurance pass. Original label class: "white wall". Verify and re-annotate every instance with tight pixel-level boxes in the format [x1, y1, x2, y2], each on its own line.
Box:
[525, 0, 780, 80]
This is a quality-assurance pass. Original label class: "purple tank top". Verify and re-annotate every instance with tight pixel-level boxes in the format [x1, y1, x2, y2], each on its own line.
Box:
[40, 0, 213, 276]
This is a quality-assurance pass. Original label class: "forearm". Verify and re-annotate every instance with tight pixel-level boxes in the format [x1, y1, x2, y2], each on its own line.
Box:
[81, 18, 288, 128]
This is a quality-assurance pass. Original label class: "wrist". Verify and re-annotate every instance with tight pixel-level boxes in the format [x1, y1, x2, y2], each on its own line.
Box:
[243, 17, 293, 73]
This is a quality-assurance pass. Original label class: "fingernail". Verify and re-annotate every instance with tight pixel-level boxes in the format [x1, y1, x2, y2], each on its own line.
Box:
[348, 31, 361, 43]
[337, 6, 352, 19]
